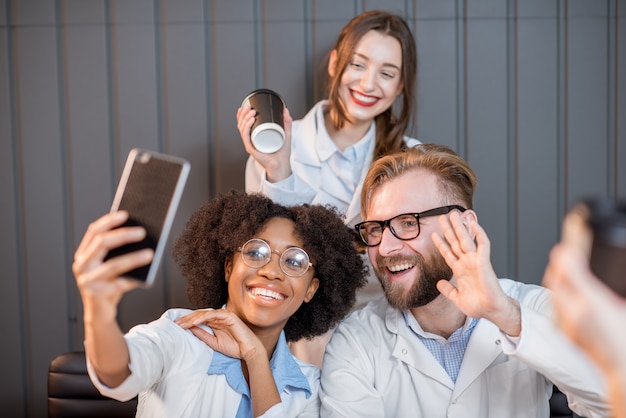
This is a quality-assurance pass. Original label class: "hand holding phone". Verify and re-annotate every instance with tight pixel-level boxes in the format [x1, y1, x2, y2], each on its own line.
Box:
[584, 197, 626, 297]
[103, 149, 190, 287]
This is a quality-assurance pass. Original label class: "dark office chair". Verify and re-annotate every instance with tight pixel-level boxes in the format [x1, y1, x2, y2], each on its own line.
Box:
[550, 385, 575, 418]
[48, 351, 137, 417]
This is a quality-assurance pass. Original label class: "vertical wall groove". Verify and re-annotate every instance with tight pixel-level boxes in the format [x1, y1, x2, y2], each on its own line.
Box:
[508, 0, 519, 280]
[155, 0, 167, 154]
[561, 0, 569, 209]
[556, 0, 568, 224]
[613, 0, 620, 197]
[56, 0, 76, 348]
[254, 0, 262, 87]
[106, 0, 121, 187]
[154, 0, 171, 306]
[6, 0, 29, 413]
[204, 0, 216, 197]
[304, 0, 313, 107]
[456, 0, 467, 159]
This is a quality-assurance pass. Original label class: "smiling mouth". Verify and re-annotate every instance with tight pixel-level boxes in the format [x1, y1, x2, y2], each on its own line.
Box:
[387, 263, 414, 274]
[350, 90, 379, 106]
[248, 287, 286, 301]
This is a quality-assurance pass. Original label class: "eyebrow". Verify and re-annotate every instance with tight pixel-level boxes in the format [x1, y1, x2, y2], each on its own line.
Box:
[256, 238, 301, 250]
[352, 52, 401, 71]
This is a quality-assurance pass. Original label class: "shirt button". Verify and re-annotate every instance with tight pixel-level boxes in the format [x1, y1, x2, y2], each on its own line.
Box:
[402, 348, 408, 355]
[495, 339, 501, 345]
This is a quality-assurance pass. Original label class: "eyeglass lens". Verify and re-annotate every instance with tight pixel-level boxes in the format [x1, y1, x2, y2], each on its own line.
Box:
[240, 239, 311, 277]
[359, 214, 420, 245]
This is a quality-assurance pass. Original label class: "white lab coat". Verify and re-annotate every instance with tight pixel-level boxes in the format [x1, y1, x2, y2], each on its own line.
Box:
[87, 309, 320, 418]
[246, 100, 420, 227]
[320, 279, 610, 418]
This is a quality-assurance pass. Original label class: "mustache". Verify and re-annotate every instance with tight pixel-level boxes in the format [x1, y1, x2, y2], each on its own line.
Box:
[376, 253, 425, 269]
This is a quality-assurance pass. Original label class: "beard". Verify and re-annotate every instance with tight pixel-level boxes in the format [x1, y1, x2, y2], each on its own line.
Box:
[373, 248, 453, 311]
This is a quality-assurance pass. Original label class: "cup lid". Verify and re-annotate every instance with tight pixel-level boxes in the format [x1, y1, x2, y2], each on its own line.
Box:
[251, 123, 285, 153]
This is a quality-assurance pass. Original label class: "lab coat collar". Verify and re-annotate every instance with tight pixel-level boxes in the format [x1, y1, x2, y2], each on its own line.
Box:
[386, 302, 503, 394]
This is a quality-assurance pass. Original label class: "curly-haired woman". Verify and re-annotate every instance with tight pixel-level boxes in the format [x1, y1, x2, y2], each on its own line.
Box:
[73, 190, 366, 417]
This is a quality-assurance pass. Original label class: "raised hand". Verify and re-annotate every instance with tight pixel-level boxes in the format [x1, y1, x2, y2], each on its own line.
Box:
[543, 209, 626, 372]
[432, 211, 521, 336]
[236, 105, 293, 183]
[73, 210, 153, 387]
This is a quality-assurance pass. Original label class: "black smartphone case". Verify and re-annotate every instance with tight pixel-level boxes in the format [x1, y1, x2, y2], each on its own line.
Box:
[104, 149, 190, 286]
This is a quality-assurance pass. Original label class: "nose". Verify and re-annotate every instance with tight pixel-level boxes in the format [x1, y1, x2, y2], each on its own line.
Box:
[377, 226, 403, 257]
[360, 68, 375, 92]
[256, 252, 284, 280]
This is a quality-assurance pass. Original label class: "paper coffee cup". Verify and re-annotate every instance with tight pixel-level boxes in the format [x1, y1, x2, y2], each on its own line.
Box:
[242, 89, 286, 153]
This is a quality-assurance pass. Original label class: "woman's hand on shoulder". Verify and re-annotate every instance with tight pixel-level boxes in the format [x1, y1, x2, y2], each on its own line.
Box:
[176, 308, 266, 362]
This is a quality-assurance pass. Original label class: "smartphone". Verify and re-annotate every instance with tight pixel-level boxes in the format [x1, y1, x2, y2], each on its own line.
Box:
[104, 148, 190, 287]
[584, 197, 626, 297]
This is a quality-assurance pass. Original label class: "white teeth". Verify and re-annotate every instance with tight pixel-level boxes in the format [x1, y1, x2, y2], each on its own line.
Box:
[388, 263, 413, 272]
[250, 287, 285, 300]
[352, 91, 377, 103]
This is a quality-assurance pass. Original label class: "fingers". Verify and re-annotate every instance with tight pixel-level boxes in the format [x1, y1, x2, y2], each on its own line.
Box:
[436, 211, 483, 258]
[73, 212, 154, 289]
[175, 308, 234, 329]
[237, 105, 256, 151]
[75, 211, 129, 256]
[561, 207, 593, 257]
[436, 279, 458, 302]
[188, 326, 218, 347]
[544, 241, 613, 303]
[283, 107, 292, 147]
[469, 217, 491, 258]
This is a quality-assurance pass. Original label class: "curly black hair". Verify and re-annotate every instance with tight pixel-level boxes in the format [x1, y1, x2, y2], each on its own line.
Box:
[172, 190, 367, 342]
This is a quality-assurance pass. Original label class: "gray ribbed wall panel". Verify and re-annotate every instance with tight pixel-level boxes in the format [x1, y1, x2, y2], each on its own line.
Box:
[0, 0, 624, 416]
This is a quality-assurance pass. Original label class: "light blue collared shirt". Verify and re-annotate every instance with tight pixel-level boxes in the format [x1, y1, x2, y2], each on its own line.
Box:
[403, 311, 479, 383]
[208, 331, 312, 418]
[314, 106, 374, 211]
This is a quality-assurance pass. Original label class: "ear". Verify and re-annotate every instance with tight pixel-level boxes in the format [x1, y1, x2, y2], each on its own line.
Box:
[224, 257, 233, 282]
[303, 277, 320, 303]
[461, 209, 479, 239]
[328, 49, 338, 78]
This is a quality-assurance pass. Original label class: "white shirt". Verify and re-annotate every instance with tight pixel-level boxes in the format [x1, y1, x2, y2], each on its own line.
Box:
[246, 100, 420, 227]
[320, 279, 610, 418]
[86, 308, 320, 418]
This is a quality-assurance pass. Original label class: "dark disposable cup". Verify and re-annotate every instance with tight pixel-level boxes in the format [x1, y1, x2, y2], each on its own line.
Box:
[241, 89, 286, 153]
[584, 197, 626, 297]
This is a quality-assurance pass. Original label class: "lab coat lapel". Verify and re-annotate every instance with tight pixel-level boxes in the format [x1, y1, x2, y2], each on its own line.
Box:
[387, 307, 455, 390]
[344, 136, 375, 227]
[452, 319, 504, 397]
[291, 102, 322, 169]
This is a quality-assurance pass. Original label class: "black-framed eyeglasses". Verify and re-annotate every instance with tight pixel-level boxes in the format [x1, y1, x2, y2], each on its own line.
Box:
[238, 238, 314, 277]
[354, 205, 467, 247]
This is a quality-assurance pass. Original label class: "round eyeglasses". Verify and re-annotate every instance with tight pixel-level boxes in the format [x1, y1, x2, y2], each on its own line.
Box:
[238, 238, 313, 277]
[354, 205, 467, 247]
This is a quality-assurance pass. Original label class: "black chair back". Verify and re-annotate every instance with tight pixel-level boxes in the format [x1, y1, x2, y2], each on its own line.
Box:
[48, 351, 137, 417]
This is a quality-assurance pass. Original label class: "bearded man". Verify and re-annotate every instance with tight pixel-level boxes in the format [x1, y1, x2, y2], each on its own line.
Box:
[319, 144, 610, 418]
